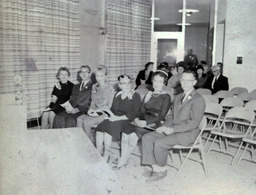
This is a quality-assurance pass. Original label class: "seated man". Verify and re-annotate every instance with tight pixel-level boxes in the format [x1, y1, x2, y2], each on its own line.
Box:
[141, 71, 205, 183]
[53, 65, 93, 128]
[204, 65, 229, 94]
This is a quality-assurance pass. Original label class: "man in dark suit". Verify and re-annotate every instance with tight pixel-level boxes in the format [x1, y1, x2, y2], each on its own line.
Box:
[141, 71, 205, 183]
[204, 65, 229, 94]
[53, 65, 93, 128]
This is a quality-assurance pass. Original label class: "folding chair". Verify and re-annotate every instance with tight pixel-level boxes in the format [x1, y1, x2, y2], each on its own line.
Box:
[237, 92, 253, 104]
[206, 107, 255, 162]
[233, 126, 256, 169]
[219, 97, 244, 122]
[170, 116, 208, 177]
[202, 94, 219, 104]
[214, 90, 233, 103]
[196, 88, 212, 95]
[203, 103, 223, 146]
[230, 87, 248, 96]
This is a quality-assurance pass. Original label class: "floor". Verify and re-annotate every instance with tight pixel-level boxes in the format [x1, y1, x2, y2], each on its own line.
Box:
[29, 126, 256, 194]
[107, 142, 256, 195]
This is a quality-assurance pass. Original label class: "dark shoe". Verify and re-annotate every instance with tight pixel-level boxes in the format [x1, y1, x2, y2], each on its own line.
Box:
[145, 170, 167, 184]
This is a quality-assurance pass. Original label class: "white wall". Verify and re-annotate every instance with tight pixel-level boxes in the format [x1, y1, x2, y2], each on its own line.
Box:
[223, 0, 256, 91]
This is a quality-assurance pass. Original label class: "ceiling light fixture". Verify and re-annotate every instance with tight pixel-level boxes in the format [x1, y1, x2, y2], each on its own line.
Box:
[178, 9, 199, 16]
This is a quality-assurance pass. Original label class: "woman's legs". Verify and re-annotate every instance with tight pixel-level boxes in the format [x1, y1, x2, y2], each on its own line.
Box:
[41, 112, 50, 129]
[48, 111, 56, 129]
[96, 131, 104, 155]
[103, 132, 113, 161]
[118, 132, 138, 167]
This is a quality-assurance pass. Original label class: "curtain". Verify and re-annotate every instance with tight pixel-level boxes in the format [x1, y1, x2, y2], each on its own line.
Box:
[0, 0, 80, 119]
[105, 0, 151, 86]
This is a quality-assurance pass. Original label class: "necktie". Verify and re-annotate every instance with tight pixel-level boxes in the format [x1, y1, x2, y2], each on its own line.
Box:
[181, 94, 186, 104]
[211, 76, 217, 89]
[80, 82, 84, 91]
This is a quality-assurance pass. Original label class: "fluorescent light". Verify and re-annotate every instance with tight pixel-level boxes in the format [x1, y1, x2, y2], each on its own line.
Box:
[176, 23, 191, 26]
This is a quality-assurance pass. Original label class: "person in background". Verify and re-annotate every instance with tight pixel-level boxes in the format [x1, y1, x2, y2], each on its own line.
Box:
[184, 49, 198, 71]
[141, 71, 205, 183]
[41, 67, 74, 129]
[158, 62, 172, 80]
[77, 65, 115, 142]
[53, 65, 93, 128]
[204, 65, 229, 94]
[111, 70, 171, 170]
[135, 62, 154, 89]
[217, 62, 223, 74]
[95, 75, 141, 162]
[194, 65, 207, 89]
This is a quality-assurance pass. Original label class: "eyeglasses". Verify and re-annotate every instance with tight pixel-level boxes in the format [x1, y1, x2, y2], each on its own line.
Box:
[180, 79, 195, 82]
[212, 70, 219, 73]
[80, 71, 90, 74]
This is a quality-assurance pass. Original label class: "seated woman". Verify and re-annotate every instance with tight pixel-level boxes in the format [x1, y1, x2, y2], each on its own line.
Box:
[113, 70, 172, 169]
[194, 65, 207, 89]
[41, 67, 74, 129]
[77, 65, 115, 142]
[95, 75, 141, 162]
[135, 62, 154, 89]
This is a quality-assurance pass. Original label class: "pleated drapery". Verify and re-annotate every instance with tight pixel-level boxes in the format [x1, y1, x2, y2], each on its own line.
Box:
[0, 0, 80, 119]
[105, 0, 151, 86]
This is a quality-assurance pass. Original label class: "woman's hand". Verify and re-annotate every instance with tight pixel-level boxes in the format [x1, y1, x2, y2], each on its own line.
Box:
[50, 95, 58, 103]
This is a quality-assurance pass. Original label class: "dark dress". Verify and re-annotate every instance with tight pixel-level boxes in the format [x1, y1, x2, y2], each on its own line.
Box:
[135, 70, 153, 89]
[95, 91, 141, 141]
[50, 80, 74, 114]
[134, 92, 172, 138]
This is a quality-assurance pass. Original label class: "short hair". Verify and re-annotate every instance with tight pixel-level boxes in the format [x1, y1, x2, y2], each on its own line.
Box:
[152, 69, 168, 85]
[144, 62, 154, 70]
[182, 70, 197, 80]
[200, 60, 207, 65]
[56, 67, 70, 79]
[118, 74, 131, 81]
[80, 65, 91, 73]
[196, 65, 204, 71]
[211, 65, 220, 71]
[158, 62, 168, 70]
[95, 65, 107, 75]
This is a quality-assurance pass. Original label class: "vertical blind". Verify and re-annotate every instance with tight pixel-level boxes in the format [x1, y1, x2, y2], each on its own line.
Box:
[105, 0, 151, 86]
[0, 0, 80, 119]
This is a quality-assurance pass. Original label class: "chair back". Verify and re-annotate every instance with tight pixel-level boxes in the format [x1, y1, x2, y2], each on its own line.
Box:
[230, 87, 248, 96]
[214, 90, 233, 99]
[225, 107, 255, 124]
[250, 89, 256, 94]
[205, 103, 223, 118]
[196, 88, 212, 95]
[237, 92, 253, 103]
[221, 97, 244, 108]
[244, 100, 256, 112]
[202, 95, 219, 104]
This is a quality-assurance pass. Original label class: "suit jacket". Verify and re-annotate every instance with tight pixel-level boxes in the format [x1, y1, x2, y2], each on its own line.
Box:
[69, 81, 93, 114]
[204, 74, 229, 94]
[164, 89, 205, 145]
[135, 70, 153, 89]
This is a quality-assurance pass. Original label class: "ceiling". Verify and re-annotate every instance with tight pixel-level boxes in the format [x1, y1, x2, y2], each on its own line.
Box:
[154, 0, 212, 26]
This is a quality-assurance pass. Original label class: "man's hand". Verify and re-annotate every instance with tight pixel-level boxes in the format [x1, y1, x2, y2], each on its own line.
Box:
[68, 108, 79, 114]
[156, 126, 174, 135]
